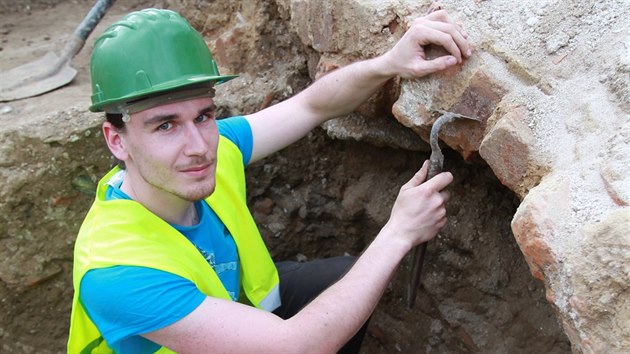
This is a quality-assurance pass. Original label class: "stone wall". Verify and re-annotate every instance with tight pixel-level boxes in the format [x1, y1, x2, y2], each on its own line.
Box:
[266, 0, 630, 352]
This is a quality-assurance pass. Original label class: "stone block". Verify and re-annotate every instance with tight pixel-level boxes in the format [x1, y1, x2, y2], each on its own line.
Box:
[392, 59, 506, 159]
[322, 112, 430, 151]
[511, 175, 569, 281]
[279, 0, 430, 57]
[479, 105, 546, 198]
[565, 209, 630, 352]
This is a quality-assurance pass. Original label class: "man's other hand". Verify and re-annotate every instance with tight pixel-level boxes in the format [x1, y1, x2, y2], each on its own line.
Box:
[385, 160, 453, 248]
[382, 9, 472, 79]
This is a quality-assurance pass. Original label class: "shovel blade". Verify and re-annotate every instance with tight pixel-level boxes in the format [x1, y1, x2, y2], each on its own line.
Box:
[0, 52, 77, 102]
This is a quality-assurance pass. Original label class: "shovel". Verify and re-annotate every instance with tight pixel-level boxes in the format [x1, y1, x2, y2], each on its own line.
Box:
[0, 0, 115, 102]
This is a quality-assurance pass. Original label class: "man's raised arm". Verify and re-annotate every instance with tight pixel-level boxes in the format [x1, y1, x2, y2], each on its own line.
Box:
[245, 10, 471, 163]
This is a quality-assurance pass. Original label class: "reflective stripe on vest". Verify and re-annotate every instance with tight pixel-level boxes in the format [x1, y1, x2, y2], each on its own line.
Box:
[67, 136, 279, 353]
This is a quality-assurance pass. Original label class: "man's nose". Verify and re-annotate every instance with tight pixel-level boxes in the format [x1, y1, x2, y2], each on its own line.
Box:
[183, 124, 210, 156]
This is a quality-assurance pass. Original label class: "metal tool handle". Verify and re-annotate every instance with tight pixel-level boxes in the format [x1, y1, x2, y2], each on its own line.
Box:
[406, 241, 427, 308]
[406, 153, 442, 308]
[405, 110, 479, 309]
[60, 0, 115, 62]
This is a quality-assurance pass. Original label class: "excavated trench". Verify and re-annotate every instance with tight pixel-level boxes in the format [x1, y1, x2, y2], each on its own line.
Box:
[0, 124, 572, 353]
[246, 129, 571, 353]
[0, 126, 573, 354]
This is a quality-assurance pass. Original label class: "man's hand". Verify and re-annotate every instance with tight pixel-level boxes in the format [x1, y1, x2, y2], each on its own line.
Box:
[382, 10, 472, 79]
[384, 160, 453, 248]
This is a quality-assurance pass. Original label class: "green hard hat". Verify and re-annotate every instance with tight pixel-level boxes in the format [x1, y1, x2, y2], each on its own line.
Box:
[89, 8, 237, 112]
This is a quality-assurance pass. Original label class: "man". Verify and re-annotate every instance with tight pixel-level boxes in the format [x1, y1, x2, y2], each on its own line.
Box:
[68, 7, 471, 354]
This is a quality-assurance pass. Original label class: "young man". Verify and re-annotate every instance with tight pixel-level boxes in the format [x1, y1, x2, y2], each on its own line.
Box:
[68, 7, 471, 354]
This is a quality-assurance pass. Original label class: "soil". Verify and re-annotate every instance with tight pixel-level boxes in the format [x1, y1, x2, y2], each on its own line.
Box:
[0, 1, 570, 353]
[249, 132, 570, 353]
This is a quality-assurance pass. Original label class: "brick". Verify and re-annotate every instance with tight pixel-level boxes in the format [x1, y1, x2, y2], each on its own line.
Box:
[392, 64, 506, 161]
[511, 176, 568, 281]
[479, 106, 535, 198]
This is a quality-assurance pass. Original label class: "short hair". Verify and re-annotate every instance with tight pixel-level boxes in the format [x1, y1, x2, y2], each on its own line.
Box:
[106, 112, 126, 130]
[105, 113, 126, 169]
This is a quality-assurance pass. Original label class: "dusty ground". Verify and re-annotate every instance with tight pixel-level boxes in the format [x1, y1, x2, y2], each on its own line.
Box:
[0, 0, 570, 353]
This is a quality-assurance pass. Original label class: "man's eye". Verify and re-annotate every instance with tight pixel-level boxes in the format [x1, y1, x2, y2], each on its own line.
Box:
[195, 113, 211, 123]
[157, 122, 172, 131]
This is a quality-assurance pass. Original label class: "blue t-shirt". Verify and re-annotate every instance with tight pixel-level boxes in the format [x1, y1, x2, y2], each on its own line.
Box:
[80, 116, 253, 353]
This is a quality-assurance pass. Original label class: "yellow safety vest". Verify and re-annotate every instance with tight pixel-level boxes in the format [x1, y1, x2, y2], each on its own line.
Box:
[67, 136, 280, 353]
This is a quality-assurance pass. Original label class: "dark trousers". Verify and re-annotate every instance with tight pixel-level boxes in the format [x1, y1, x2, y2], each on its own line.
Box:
[272, 256, 369, 354]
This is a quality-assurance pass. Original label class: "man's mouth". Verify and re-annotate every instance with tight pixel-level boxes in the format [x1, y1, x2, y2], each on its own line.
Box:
[179, 162, 212, 175]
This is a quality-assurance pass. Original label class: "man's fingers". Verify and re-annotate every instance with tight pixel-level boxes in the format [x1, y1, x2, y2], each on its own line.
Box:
[416, 10, 471, 59]
[403, 160, 429, 189]
[413, 55, 457, 76]
[457, 22, 468, 39]
[423, 171, 453, 192]
[425, 9, 461, 31]
[392, 9, 471, 79]
[440, 189, 451, 203]
[416, 26, 463, 62]
[420, 21, 471, 60]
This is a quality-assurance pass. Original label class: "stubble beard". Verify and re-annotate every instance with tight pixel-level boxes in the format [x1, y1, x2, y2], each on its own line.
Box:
[137, 163, 217, 203]
[179, 183, 215, 202]
[147, 177, 215, 202]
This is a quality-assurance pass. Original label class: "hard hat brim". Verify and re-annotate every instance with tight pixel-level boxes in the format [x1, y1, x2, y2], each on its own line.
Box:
[89, 74, 238, 113]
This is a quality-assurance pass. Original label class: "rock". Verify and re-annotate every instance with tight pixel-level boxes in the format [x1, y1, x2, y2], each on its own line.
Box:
[252, 197, 275, 215]
[511, 175, 568, 281]
[278, 0, 427, 57]
[545, 31, 570, 54]
[293, 1, 433, 151]
[565, 209, 630, 352]
[392, 61, 506, 159]
[322, 112, 429, 151]
[479, 105, 547, 198]
[0, 104, 12, 114]
[315, 56, 428, 150]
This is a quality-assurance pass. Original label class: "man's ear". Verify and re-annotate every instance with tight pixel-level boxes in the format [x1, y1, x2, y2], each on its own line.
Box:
[102, 122, 129, 162]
